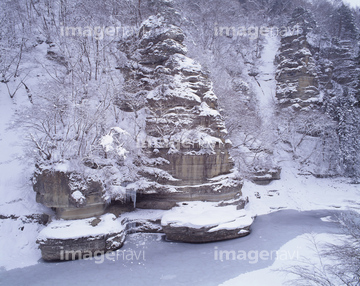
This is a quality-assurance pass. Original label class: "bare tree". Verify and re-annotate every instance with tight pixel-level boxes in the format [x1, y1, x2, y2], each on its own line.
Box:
[281, 212, 360, 286]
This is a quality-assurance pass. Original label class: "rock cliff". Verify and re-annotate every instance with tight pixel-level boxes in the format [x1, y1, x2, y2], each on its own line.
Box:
[119, 14, 242, 209]
[33, 167, 107, 220]
[35, 12, 252, 260]
[275, 8, 321, 109]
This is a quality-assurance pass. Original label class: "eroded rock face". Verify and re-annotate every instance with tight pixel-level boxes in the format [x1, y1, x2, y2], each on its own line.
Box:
[276, 8, 359, 111]
[275, 8, 321, 109]
[38, 233, 124, 261]
[33, 168, 106, 219]
[321, 39, 358, 90]
[162, 225, 251, 243]
[119, 14, 242, 208]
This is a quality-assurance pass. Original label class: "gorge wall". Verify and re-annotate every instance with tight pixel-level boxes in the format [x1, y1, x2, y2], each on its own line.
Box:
[119, 12, 242, 209]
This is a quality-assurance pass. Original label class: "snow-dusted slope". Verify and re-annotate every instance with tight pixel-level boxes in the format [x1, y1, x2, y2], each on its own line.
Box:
[0, 43, 54, 270]
[0, 92, 48, 270]
[251, 35, 279, 126]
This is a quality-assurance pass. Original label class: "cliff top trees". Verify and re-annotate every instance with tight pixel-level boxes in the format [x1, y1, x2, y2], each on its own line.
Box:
[331, 4, 359, 40]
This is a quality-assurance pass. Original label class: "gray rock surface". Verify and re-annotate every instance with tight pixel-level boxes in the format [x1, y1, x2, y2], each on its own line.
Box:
[162, 225, 251, 243]
[38, 232, 125, 261]
[37, 214, 125, 261]
[275, 8, 321, 109]
[33, 168, 106, 219]
[251, 168, 281, 185]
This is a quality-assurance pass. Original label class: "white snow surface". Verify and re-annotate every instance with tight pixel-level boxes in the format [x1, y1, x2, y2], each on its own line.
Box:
[37, 213, 124, 241]
[71, 191, 85, 203]
[171, 54, 202, 73]
[0, 43, 57, 271]
[0, 219, 45, 271]
[241, 162, 360, 216]
[0, 83, 48, 217]
[251, 35, 279, 126]
[146, 75, 202, 103]
[100, 127, 130, 158]
[220, 232, 342, 286]
[161, 201, 254, 230]
[120, 208, 166, 221]
[199, 102, 221, 117]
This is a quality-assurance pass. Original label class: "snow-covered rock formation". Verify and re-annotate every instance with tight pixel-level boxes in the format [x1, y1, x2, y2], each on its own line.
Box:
[37, 214, 125, 261]
[119, 14, 243, 210]
[275, 8, 321, 109]
[35, 11, 253, 259]
[274, 5, 360, 178]
[161, 201, 253, 243]
[33, 168, 106, 220]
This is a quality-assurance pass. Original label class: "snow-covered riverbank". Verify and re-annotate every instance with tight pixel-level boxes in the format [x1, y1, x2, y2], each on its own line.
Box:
[1, 208, 345, 286]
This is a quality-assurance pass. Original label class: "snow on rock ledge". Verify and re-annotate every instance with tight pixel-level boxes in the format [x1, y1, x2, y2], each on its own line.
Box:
[37, 213, 125, 261]
[161, 201, 254, 243]
[120, 13, 242, 208]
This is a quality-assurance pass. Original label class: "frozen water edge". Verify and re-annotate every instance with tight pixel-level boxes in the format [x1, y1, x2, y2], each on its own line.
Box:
[0, 209, 344, 286]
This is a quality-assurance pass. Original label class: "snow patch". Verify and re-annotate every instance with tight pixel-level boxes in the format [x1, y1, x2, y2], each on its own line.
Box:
[71, 191, 85, 204]
[37, 213, 124, 241]
[161, 201, 253, 230]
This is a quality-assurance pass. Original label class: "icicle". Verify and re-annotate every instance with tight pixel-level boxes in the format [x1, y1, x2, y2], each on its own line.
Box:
[126, 188, 137, 208]
[130, 189, 136, 208]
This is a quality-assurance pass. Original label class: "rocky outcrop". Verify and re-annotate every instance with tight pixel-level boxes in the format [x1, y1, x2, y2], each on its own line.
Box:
[275, 8, 321, 109]
[33, 167, 106, 219]
[37, 214, 125, 261]
[161, 201, 253, 243]
[162, 224, 251, 243]
[119, 14, 242, 209]
[35, 11, 253, 258]
[251, 167, 281, 185]
[0, 213, 50, 224]
[276, 6, 360, 111]
[321, 39, 358, 91]
[275, 7, 360, 177]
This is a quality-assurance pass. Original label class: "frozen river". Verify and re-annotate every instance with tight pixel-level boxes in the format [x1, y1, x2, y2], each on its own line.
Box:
[0, 209, 342, 286]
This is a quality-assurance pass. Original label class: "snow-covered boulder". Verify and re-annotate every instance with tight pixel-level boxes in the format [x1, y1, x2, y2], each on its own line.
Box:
[251, 167, 281, 185]
[37, 214, 125, 261]
[161, 202, 253, 242]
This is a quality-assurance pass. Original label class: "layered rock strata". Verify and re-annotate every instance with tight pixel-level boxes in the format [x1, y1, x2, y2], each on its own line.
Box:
[33, 167, 106, 220]
[276, 8, 359, 110]
[120, 15, 242, 209]
[37, 214, 125, 261]
[275, 8, 321, 109]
